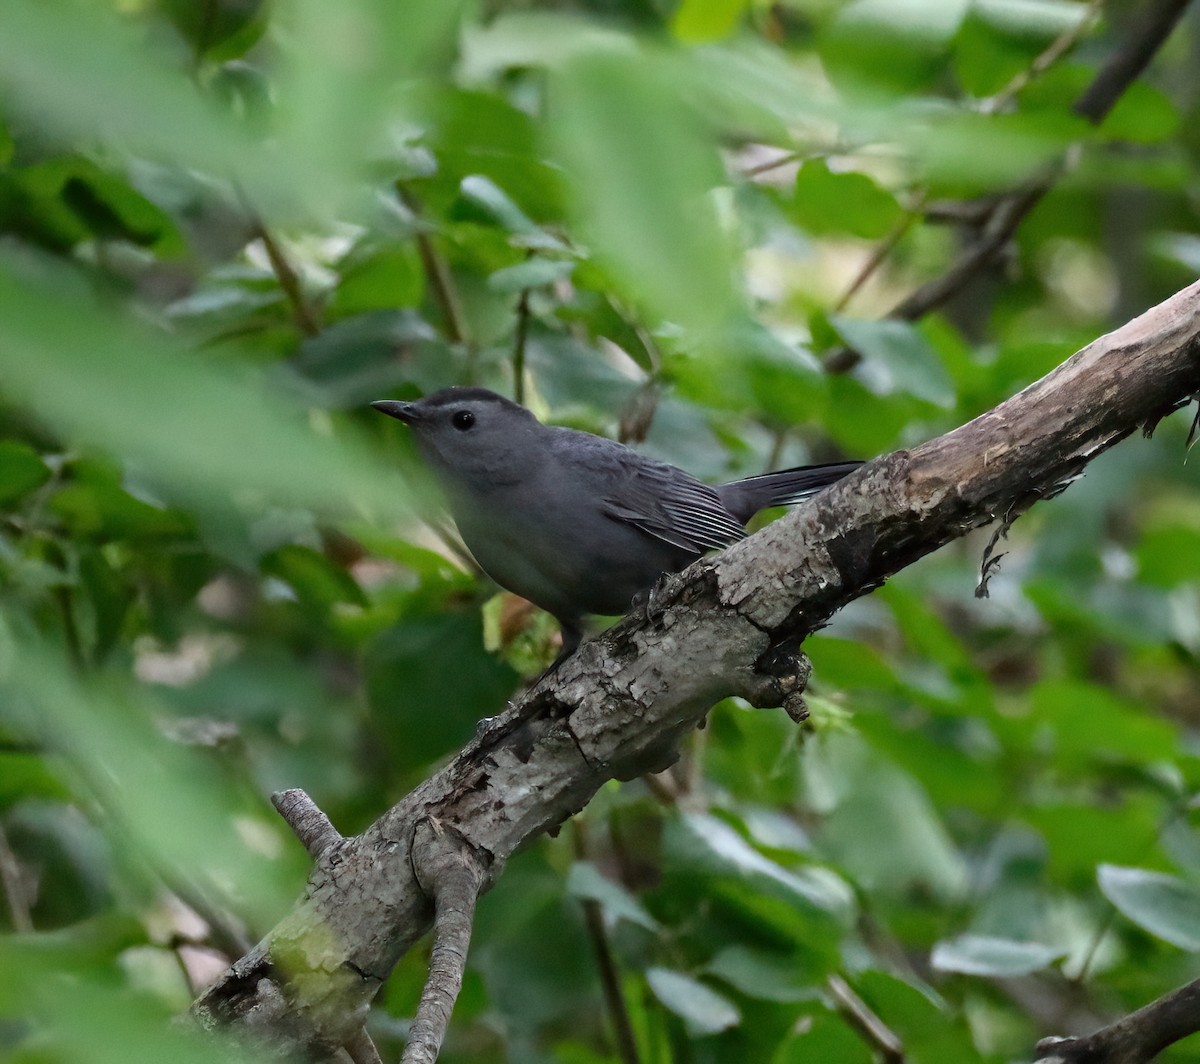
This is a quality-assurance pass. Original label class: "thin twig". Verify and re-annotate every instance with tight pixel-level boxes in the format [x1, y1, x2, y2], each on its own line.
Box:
[162, 876, 254, 959]
[833, 191, 927, 314]
[574, 824, 643, 1064]
[890, 173, 1055, 324]
[827, 974, 906, 1064]
[402, 820, 488, 1064]
[743, 149, 804, 177]
[641, 770, 681, 805]
[251, 221, 321, 338]
[0, 822, 33, 932]
[582, 898, 643, 1064]
[396, 184, 470, 348]
[54, 585, 86, 673]
[981, 0, 1104, 115]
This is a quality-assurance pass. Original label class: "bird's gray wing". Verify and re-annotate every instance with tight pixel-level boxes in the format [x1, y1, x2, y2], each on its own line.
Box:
[600, 458, 747, 554]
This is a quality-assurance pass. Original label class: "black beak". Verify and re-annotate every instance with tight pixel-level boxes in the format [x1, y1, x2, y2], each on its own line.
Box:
[371, 399, 418, 423]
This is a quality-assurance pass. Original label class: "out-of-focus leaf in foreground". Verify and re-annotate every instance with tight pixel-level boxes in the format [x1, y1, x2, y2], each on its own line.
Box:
[0, 614, 306, 928]
[546, 48, 739, 340]
[0, 259, 409, 521]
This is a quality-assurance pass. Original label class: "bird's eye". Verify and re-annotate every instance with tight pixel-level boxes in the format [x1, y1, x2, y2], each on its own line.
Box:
[452, 410, 475, 431]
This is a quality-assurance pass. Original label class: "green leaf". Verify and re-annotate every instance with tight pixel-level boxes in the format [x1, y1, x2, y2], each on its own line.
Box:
[0, 441, 50, 504]
[50, 475, 192, 542]
[1100, 82, 1180, 145]
[674, 811, 857, 922]
[807, 732, 967, 900]
[1032, 679, 1180, 772]
[158, 0, 267, 62]
[261, 544, 368, 612]
[705, 945, 823, 1002]
[972, 0, 1092, 37]
[671, 0, 750, 43]
[953, 0, 1089, 97]
[952, 13, 1042, 98]
[645, 967, 741, 1036]
[1027, 800, 1163, 886]
[930, 934, 1064, 976]
[1136, 523, 1200, 587]
[832, 316, 956, 407]
[488, 257, 576, 294]
[330, 242, 425, 318]
[0, 260, 406, 519]
[1098, 865, 1200, 951]
[78, 547, 136, 664]
[774, 1010, 873, 1064]
[820, 0, 970, 94]
[667, 319, 828, 425]
[364, 610, 518, 768]
[291, 309, 440, 407]
[790, 160, 902, 239]
[565, 861, 660, 930]
[418, 89, 565, 224]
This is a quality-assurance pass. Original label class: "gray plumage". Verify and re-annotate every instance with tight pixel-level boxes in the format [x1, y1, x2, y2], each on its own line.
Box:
[373, 387, 860, 661]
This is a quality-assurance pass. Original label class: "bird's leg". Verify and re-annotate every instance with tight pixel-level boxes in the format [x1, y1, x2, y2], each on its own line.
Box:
[554, 620, 584, 666]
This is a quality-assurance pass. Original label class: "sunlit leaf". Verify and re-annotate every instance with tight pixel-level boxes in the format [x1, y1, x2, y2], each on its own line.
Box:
[931, 934, 1064, 976]
[1099, 865, 1200, 951]
[565, 861, 660, 930]
[646, 967, 741, 1035]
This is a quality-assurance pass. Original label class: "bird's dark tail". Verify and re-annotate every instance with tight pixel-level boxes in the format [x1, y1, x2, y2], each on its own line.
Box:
[717, 461, 862, 522]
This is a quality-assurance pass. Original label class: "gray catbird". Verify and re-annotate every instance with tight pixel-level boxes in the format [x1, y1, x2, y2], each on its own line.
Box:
[372, 387, 860, 660]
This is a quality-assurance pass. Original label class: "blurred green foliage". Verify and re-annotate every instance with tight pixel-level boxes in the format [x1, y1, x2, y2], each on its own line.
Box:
[1, 0, 1199, 1062]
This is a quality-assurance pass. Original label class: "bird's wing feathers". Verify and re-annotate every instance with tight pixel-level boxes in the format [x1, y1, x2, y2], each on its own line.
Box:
[600, 459, 746, 554]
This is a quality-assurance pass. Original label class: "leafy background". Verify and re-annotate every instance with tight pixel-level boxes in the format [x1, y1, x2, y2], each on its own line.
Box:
[2, 0, 1200, 1061]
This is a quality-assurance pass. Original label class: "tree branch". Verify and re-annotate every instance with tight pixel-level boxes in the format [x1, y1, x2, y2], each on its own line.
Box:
[192, 280, 1200, 1055]
[1035, 976, 1200, 1064]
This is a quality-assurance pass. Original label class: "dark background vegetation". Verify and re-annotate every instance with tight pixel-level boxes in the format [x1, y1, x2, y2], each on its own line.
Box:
[2, 0, 1200, 1061]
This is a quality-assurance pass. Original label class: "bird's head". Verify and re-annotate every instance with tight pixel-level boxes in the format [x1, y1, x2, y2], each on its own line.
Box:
[371, 387, 542, 487]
